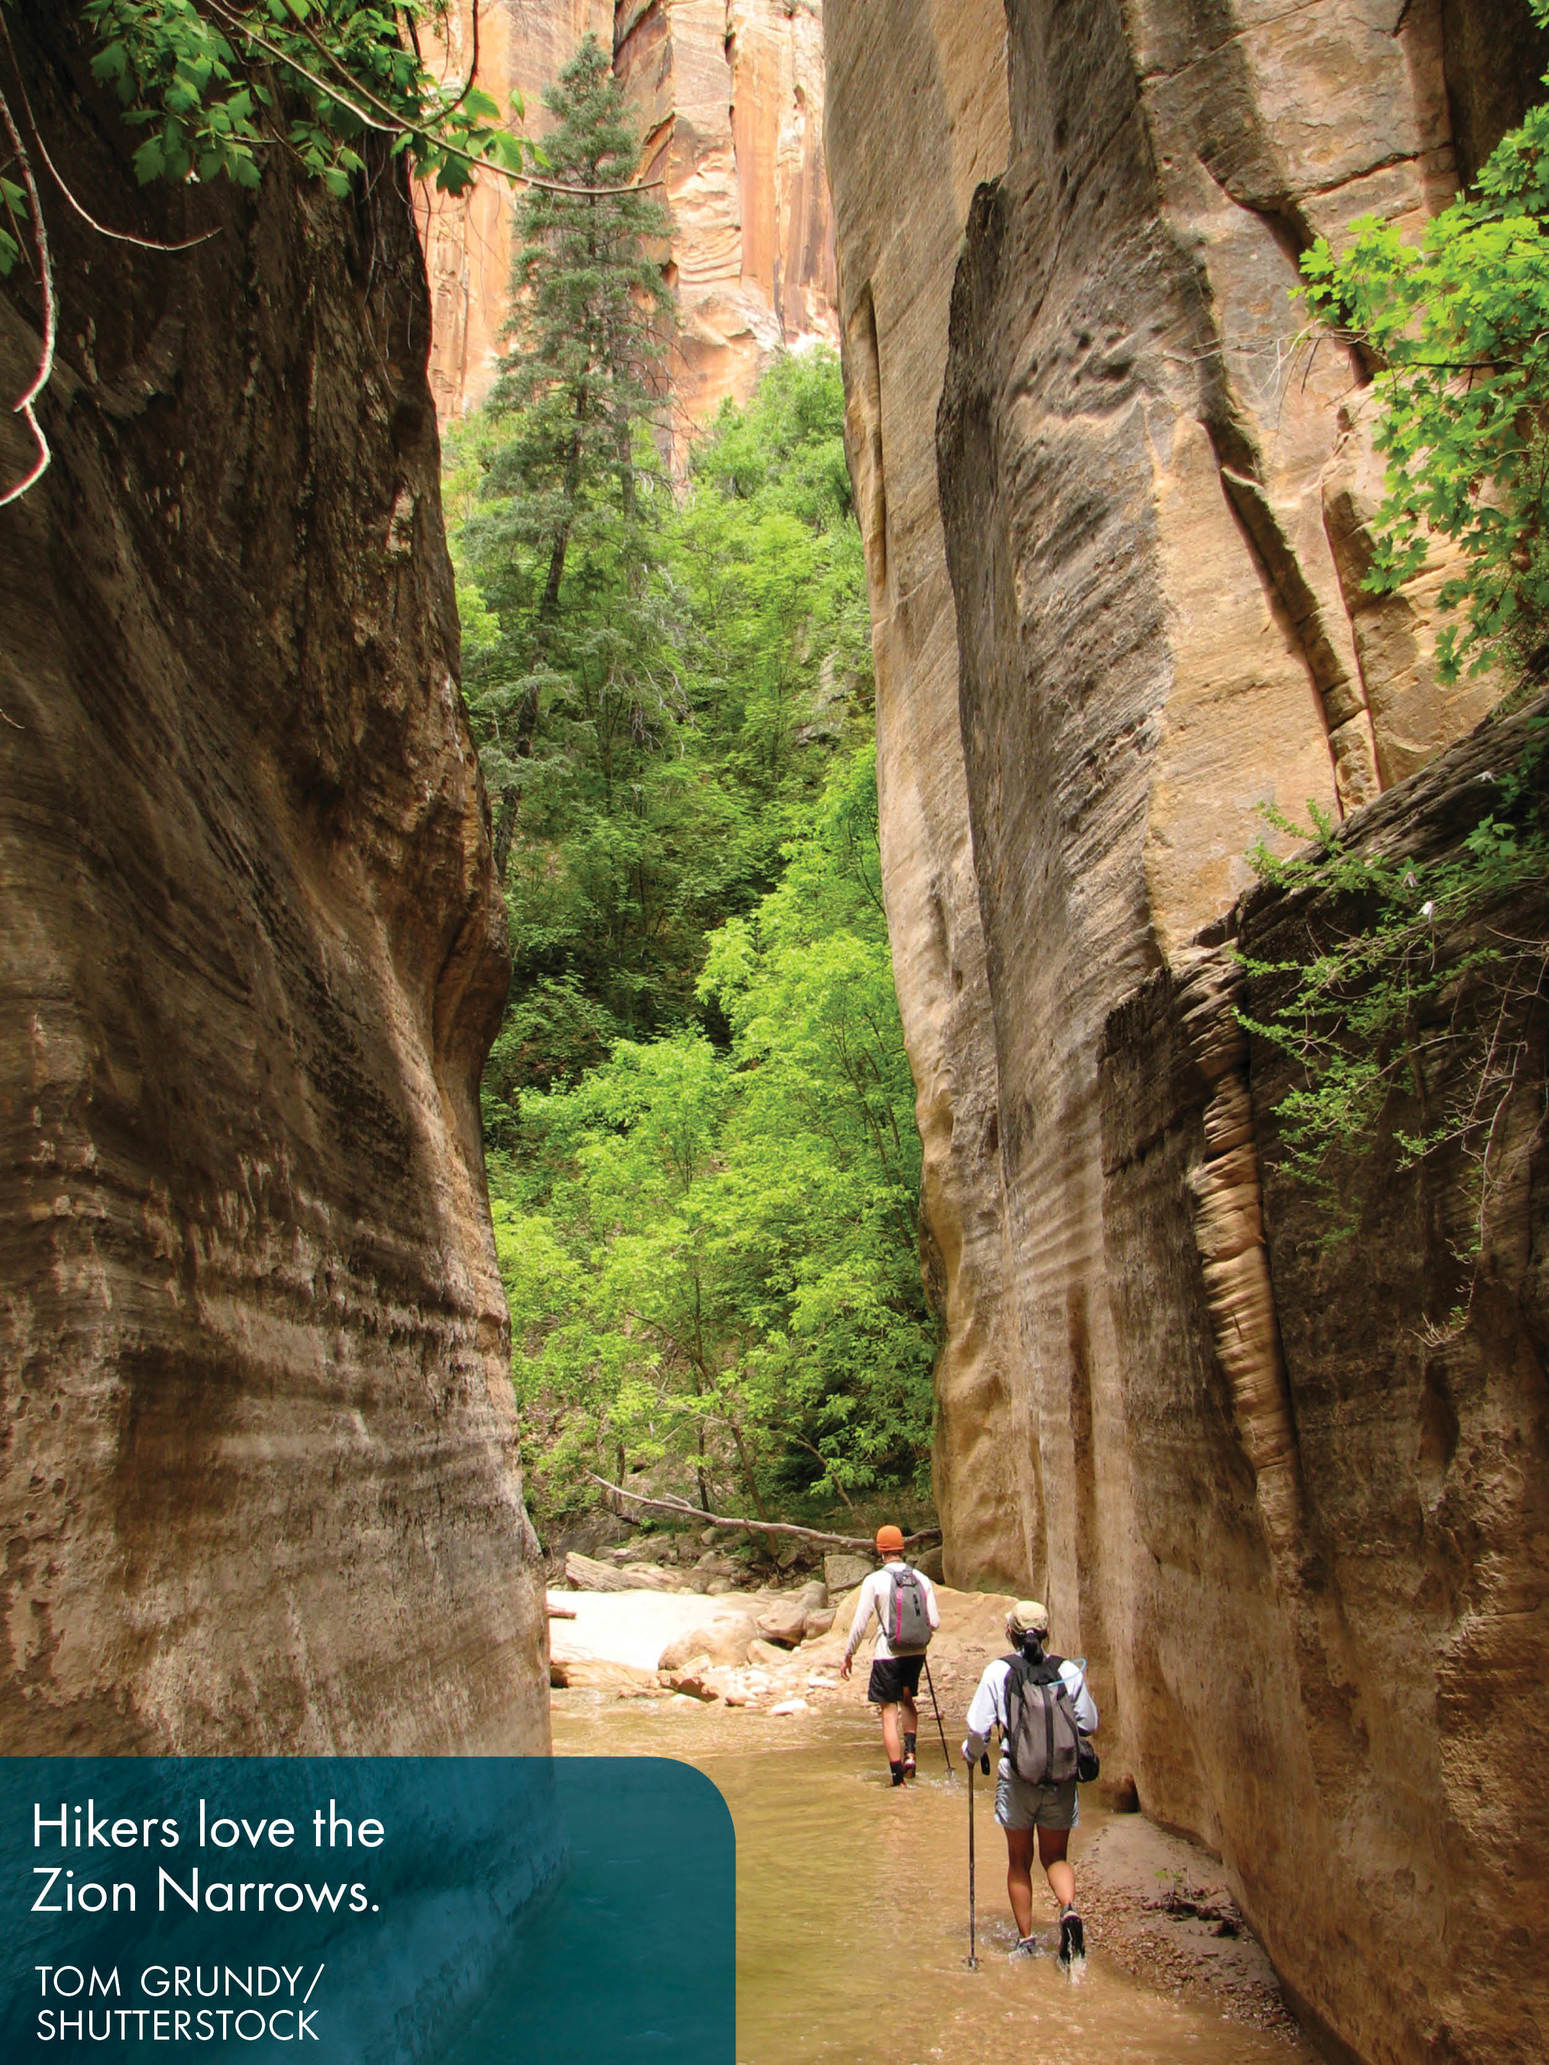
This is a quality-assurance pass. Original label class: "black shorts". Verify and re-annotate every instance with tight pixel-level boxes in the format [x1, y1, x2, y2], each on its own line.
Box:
[867, 1654, 924, 1705]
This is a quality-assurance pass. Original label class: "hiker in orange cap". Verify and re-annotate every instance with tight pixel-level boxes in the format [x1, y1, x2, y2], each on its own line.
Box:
[839, 1524, 940, 1783]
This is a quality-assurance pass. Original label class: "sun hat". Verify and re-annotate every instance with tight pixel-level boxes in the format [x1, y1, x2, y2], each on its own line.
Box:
[1007, 1599, 1050, 1642]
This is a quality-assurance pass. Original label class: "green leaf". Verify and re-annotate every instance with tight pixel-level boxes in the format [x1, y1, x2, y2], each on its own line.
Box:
[131, 136, 166, 185]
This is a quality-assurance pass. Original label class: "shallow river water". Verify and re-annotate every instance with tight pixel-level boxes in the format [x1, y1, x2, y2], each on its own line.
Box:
[553, 1693, 1307, 2065]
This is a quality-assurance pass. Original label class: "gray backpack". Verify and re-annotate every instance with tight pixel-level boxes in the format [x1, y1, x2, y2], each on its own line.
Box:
[1003, 1652, 1081, 1785]
[877, 1566, 932, 1653]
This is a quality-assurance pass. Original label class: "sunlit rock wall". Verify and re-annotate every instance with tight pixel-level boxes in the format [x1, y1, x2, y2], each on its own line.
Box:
[827, 1, 1549, 2059]
[0, 7, 548, 1756]
[823, 0, 1019, 1592]
[422, 0, 838, 429]
[421, 0, 615, 419]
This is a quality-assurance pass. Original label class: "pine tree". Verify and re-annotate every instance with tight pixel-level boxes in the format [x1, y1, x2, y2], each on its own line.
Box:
[463, 34, 674, 883]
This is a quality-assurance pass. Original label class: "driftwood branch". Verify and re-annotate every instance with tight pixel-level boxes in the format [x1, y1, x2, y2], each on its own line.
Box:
[585, 1474, 940, 1553]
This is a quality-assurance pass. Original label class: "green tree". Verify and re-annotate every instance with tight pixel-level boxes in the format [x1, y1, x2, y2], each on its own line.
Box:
[455, 32, 673, 882]
[452, 348, 873, 1123]
[498, 744, 936, 1534]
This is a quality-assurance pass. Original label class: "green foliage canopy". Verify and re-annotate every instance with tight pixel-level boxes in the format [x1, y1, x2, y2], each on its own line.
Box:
[1, 2, 533, 279]
[453, 346, 873, 1126]
[496, 743, 935, 1529]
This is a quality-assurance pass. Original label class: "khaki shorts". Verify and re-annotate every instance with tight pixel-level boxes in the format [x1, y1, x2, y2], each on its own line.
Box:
[994, 1770, 1079, 1832]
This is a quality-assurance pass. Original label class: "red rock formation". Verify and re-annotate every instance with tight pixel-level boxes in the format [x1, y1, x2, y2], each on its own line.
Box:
[0, 8, 547, 1756]
[419, 0, 614, 420]
[421, 1, 838, 432]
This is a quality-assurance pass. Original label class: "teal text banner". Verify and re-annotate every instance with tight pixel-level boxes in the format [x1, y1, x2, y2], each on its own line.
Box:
[0, 1758, 734, 2062]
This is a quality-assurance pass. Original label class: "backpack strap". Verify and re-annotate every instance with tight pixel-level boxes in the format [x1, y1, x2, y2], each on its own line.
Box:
[874, 1564, 913, 1638]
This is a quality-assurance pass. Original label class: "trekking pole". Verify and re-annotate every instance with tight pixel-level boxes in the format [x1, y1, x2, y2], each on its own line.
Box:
[966, 1755, 978, 1970]
[922, 1657, 953, 1774]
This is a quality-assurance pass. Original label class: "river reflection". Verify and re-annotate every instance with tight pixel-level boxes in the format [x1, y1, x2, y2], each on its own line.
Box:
[552, 1694, 1308, 2065]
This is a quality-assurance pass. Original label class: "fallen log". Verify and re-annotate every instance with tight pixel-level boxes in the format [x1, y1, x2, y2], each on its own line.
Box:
[583, 1474, 941, 1553]
[563, 1549, 684, 1593]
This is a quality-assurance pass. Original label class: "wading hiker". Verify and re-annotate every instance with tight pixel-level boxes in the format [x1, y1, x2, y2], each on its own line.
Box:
[838, 1525, 940, 1784]
[962, 1600, 1098, 1967]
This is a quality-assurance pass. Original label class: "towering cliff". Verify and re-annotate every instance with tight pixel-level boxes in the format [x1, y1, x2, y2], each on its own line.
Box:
[422, 0, 838, 428]
[0, 8, 548, 1755]
[826, 1, 1548, 2059]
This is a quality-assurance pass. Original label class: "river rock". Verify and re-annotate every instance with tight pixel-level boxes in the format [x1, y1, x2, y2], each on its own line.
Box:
[550, 1655, 659, 1695]
[747, 1639, 794, 1672]
[823, 1552, 873, 1593]
[754, 1595, 810, 1647]
[658, 1655, 719, 1702]
[769, 1699, 809, 1717]
[803, 1609, 836, 1641]
[656, 1610, 760, 1670]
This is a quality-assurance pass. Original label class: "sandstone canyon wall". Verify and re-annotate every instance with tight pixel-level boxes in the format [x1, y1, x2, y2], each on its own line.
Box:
[422, 0, 838, 431]
[826, 1, 1548, 2059]
[0, 8, 549, 1756]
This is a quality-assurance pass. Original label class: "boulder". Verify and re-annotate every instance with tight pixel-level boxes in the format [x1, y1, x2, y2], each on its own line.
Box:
[658, 1655, 719, 1702]
[803, 1608, 836, 1641]
[548, 1589, 759, 1675]
[549, 1655, 659, 1695]
[656, 1610, 759, 1670]
[823, 1552, 873, 1593]
[755, 1594, 810, 1647]
[747, 1639, 794, 1672]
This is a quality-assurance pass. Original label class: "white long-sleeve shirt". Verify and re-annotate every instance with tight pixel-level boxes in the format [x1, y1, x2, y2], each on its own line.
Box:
[842, 1561, 941, 1663]
[964, 1654, 1098, 1779]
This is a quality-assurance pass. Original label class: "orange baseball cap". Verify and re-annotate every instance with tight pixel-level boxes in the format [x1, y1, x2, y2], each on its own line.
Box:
[874, 1524, 906, 1553]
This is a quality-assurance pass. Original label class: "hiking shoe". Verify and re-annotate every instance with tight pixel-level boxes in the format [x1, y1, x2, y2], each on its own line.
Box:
[1011, 1935, 1041, 1959]
[902, 1749, 917, 1778]
[1058, 1909, 1086, 1968]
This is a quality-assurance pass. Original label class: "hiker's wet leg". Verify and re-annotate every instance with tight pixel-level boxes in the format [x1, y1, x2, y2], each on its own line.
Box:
[879, 1701, 903, 1763]
[1037, 1825, 1075, 1910]
[899, 1687, 918, 1737]
[1005, 1828, 1036, 1938]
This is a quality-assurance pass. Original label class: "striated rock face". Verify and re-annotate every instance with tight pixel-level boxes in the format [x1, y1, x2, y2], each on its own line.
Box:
[0, 10, 548, 1756]
[423, 0, 838, 429]
[827, 1, 1549, 2058]
[1094, 711, 1549, 2065]
[823, 0, 1019, 1590]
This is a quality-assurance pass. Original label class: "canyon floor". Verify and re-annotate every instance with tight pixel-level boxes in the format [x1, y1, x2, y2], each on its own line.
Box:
[549, 1574, 1304, 2053]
